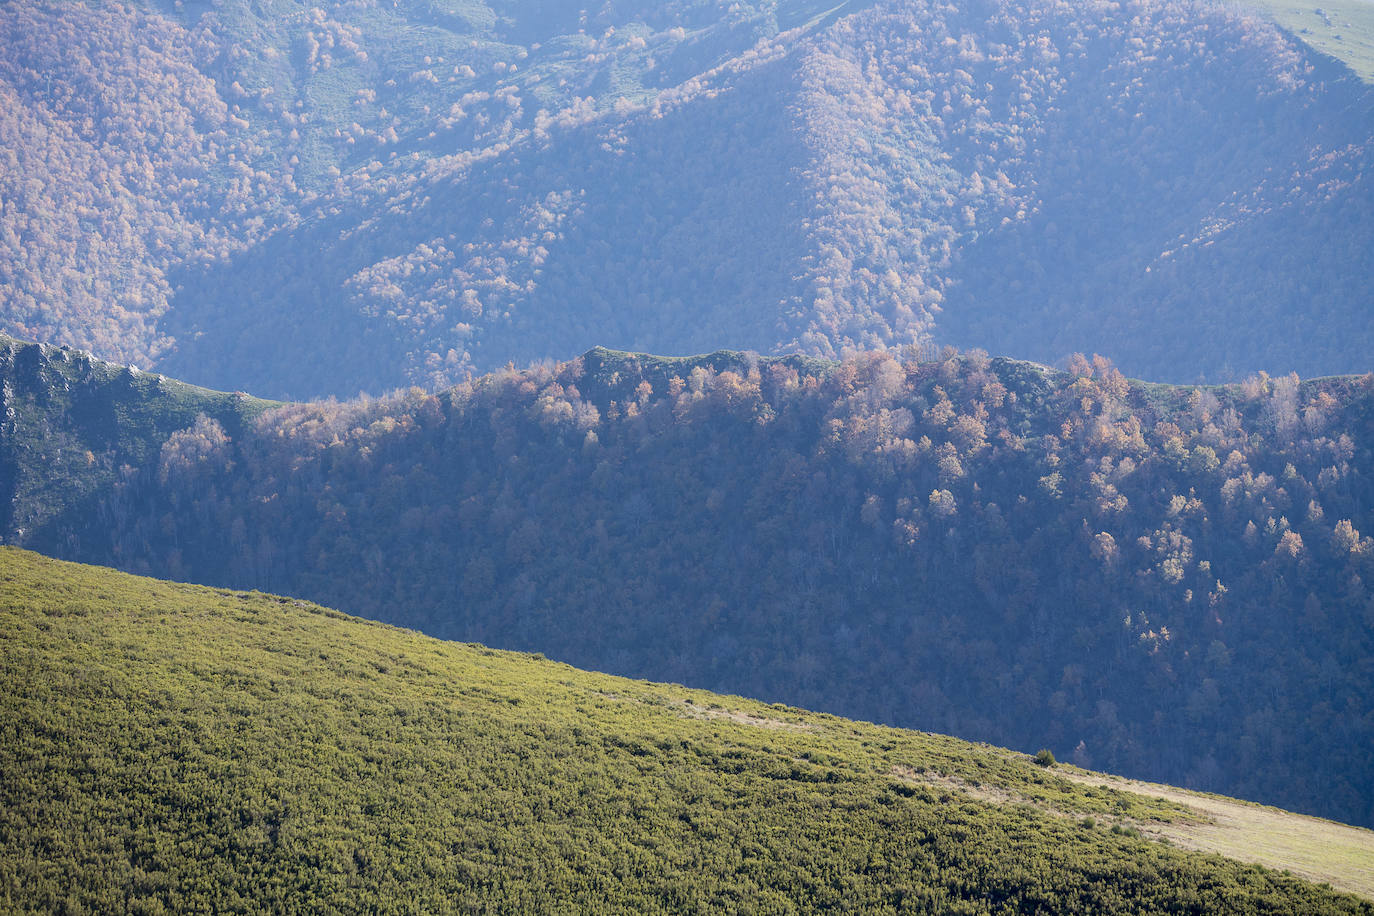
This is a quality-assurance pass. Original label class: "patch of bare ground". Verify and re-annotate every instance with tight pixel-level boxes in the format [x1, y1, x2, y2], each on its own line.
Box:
[1056, 768, 1374, 901]
[588, 690, 815, 731]
[890, 757, 1372, 901]
[678, 701, 815, 731]
[889, 765, 1021, 806]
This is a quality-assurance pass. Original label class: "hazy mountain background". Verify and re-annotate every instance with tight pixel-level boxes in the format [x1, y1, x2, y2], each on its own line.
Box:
[2, 0, 1371, 398]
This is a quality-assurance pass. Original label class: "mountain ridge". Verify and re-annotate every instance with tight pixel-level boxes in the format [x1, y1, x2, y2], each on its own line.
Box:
[2, 332, 1371, 828]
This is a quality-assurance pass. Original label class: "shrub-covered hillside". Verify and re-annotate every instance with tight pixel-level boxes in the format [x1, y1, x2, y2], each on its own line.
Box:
[3, 334, 1372, 828]
[1, 0, 1371, 397]
[2, 547, 1372, 913]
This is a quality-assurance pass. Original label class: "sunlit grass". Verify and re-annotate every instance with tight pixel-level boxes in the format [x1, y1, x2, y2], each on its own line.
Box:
[1239, 0, 1374, 81]
[1060, 768, 1374, 900]
[2, 547, 1369, 912]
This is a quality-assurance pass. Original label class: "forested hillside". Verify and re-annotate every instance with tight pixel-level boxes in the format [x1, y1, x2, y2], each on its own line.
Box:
[3, 334, 1371, 828]
[2, 0, 1371, 397]
[3, 548, 1372, 913]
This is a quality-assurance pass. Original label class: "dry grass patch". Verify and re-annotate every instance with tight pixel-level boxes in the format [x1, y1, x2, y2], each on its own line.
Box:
[1058, 768, 1374, 901]
[678, 701, 815, 731]
[587, 690, 815, 731]
[1238, 0, 1374, 81]
[889, 764, 1022, 806]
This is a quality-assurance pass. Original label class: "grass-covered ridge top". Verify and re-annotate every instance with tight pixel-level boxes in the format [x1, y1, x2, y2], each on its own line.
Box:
[1, 547, 1371, 914]
[1239, 0, 1374, 82]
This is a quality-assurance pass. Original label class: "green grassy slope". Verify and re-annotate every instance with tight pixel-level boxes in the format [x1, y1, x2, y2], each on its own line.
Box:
[1239, 0, 1374, 81]
[1, 547, 1370, 914]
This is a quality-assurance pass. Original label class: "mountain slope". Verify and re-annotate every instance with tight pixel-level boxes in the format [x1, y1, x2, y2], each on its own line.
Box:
[3, 333, 1372, 829]
[1, 547, 1371, 913]
[2, 0, 1371, 397]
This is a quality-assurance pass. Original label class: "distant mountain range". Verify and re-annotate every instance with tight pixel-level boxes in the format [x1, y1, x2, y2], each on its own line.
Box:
[4, 333, 1371, 829]
[2, 0, 1371, 398]
[2, 546, 1371, 912]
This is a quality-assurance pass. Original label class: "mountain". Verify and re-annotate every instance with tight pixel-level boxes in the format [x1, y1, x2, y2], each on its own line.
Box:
[2, 0, 1371, 398]
[3, 332, 1372, 829]
[2, 547, 1371, 912]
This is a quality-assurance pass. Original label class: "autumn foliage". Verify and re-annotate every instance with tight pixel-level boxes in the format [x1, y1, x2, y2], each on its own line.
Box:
[2, 0, 1371, 397]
